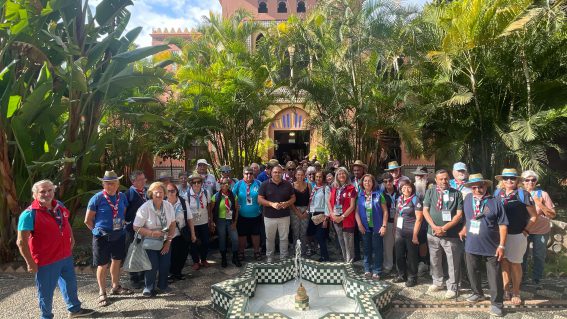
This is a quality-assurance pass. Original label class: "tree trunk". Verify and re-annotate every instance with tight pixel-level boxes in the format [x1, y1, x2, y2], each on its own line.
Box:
[0, 129, 21, 262]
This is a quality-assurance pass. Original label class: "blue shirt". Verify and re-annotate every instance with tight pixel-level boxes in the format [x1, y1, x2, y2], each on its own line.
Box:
[232, 180, 261, 218]
[87, 191, 128, 235]
[257, 171, 269, 183]
[463, 193, 508, 256]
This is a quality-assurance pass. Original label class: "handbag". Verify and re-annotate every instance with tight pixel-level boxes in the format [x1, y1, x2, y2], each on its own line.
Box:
[142, 237, 164, 250]
[311, 213, 326, 225]
[123, 231, 152, 272]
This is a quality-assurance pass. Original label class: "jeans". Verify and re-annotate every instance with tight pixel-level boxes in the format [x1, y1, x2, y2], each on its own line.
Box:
[264, 216, 290, 260]
[362, 230, 384, 275]
[144, 249, 172, 293]
[35, 257, 81, 319]
[217, 218, 238, 253]
[315, 223, 330, 261]
[466, 252, 504, 308]
[522, 233, 549, 282]
[190, 223, 210, 263]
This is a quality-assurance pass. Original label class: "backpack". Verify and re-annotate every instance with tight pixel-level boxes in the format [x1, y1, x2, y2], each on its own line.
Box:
[494, 188, 528, 203]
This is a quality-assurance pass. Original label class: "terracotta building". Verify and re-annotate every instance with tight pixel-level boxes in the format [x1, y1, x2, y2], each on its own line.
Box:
[149, 0, 433, 178]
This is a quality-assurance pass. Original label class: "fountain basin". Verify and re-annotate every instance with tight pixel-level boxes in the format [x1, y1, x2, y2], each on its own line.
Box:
[211, 258, 395, 318]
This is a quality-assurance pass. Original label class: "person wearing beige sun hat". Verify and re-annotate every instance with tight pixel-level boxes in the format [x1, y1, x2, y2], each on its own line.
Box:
[384, 161, 409, 189]
[493, 168, 538, 307]
[458, 173, 508, 317]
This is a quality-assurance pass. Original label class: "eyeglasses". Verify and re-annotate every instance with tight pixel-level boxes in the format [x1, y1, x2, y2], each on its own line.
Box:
[523, 178, 537, 183]
[502, 176, 517, 181]
[167, 189, 176, 193]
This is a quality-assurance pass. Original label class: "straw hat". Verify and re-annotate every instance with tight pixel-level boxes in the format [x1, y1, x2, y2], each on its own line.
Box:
[188, 174, 203, 183]
[495, 168, 522, 181]
[97, 170, 123, 182]
[352, 160, 368, 170]
[464, 173, 493, 188]
[385, 161, 402, 171]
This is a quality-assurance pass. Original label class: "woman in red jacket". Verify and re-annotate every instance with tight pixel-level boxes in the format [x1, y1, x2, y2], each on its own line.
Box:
[328, 167, 357, 263]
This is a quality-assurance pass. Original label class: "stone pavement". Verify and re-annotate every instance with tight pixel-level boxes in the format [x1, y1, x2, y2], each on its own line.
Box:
[2, 247, 567, 318]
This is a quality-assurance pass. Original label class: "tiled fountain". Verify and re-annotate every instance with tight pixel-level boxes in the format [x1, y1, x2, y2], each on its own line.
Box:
[211, 249, 396, 319]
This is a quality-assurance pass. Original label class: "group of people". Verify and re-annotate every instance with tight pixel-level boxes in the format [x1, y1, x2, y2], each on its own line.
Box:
[16, 157, 556, 318]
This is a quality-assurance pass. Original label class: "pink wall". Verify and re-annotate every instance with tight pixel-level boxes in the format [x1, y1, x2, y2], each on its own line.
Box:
[219, 0, 317, 20]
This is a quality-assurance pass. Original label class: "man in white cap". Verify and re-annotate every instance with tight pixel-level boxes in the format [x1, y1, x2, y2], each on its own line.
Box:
[450, 162, 471, 198]
[216, 165, 238, 190]
[196, 159, 217, 195]
[459, 173, 508, 317]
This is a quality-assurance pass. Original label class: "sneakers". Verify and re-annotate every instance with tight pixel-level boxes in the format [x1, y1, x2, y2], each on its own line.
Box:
[466, 294, 485, 303]
[444, 290, 457, 299]
[427, 284, 445, 293]
[68, 308, 95, 318]
[490, 305, 504, 317]
[200, 260, 211, 267]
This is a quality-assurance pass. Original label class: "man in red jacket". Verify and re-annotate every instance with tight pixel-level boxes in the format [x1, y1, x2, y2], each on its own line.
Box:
[17, 180, 95, 318]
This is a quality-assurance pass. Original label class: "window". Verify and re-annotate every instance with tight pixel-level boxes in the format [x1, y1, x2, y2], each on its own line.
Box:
[277, 1, 287, 13]
[297, 1, 306, 13]
[258, 1, 267, 13]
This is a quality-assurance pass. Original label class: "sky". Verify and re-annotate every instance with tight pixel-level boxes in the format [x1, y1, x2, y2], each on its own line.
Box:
[96, 0, 429, 48]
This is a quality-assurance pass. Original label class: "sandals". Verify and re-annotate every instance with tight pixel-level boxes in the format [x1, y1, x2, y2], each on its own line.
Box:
[110, 285, 133, 295]
[98, 293, 108, 307]
[504, 290, 512, 301]
[511, 295, 523, 306]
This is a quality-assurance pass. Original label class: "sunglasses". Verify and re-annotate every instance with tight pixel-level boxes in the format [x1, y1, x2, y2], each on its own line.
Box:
[502, 176, 517, 181]
[523, 178, 537, 183]
[167, 189, 176, 193]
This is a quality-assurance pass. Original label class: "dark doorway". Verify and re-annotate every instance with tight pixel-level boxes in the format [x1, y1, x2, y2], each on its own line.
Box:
[274, 130, 310, 163]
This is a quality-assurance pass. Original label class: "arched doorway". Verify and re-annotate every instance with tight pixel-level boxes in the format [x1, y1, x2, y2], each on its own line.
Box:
[268, 107, 311, 163]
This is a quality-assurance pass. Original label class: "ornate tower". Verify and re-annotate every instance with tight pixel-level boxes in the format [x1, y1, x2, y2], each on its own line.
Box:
[219, 0, 317, 20]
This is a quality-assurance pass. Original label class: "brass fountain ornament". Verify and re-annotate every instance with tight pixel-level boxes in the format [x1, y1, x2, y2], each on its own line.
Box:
[294, 240, 309, 310]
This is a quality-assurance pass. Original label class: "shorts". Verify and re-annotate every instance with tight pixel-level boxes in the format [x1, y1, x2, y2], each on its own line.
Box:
[92, 233, 126, 266]
[307, 212, 325, 236]
[237, 215, 262, 236]
[504, 233, 528, 264]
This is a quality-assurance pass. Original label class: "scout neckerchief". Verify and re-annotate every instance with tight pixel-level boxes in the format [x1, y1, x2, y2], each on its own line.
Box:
[221, 190, 232, 215]
[47, 202, 63, 233]
[398, 194, 414, 213]
[245, 180, 252, 199]
[103, 191, 120, 219]
[364, 190, 373, 225]
[435, 186, 448, 211]
[472, 194, 489, 219]
[335, 184, 346, 207]
[133, 186, 147, 202]
[499, 189, 517, 206]
[191, 189, 205, 209]
[454, 179, 465, 192]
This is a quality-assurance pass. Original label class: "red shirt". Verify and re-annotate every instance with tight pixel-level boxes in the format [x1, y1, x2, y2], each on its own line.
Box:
[24, 200, 73, 266]
[330, 184, 357, 230]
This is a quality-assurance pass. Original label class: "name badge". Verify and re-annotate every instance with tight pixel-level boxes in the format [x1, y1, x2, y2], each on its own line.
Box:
[397, 217, 404, 229]
[470, 220, 481, 235]
[443, 193, 449, 202]
[442, 210, 452, 222]
[334, 205, 343, 216]
[246, 196, 253, 206]
[113, 217, 122, 230]
[226, 209, 233, 220]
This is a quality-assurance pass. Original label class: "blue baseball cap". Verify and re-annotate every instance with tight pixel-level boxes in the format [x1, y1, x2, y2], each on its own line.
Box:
[452, 162, 467, 171]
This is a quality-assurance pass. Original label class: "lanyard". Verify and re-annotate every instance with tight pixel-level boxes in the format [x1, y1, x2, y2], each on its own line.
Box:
[364, 192, 372, 208]
[397, 195, 414, 216]
[472, 196, 488, 219]
[152, 203, 166, 228]
[103, 191, 120, 218]
[245, 182, 252, 199]
[335, 185, 346, 206]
